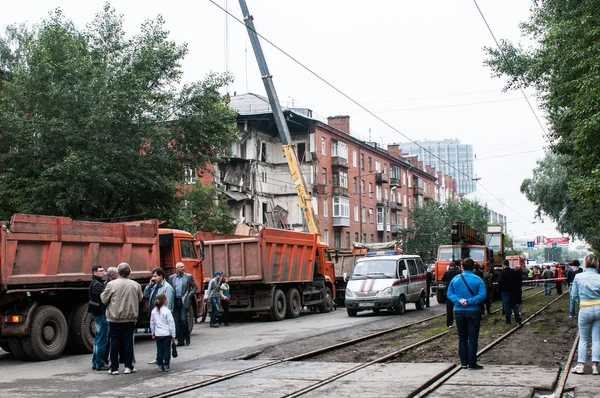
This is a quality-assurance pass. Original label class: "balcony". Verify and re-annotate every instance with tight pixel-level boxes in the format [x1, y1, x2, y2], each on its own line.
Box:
[391, 223, 403, 234]
[389, 177, 400, 187]
[333, 216, 350, 227]
[376, 172, 389, 184]
[332, 176, 349, 197]
[332, 186, 348, 197]
[413, 186, 424, 196]
[331, 156, 349, 169]
[313, 184, 327, 195]
[390, 202, 402, 212]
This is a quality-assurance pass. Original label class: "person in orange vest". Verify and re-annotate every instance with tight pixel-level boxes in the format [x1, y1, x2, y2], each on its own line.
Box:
[556, 265, 565, 295]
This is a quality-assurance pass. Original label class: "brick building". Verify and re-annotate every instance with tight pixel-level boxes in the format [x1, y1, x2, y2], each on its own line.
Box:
[197, 93, 455, 249]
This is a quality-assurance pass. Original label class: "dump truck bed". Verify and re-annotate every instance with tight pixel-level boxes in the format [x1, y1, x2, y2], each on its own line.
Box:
[0, 214, 159, 290]
[200, 228, 319, 283]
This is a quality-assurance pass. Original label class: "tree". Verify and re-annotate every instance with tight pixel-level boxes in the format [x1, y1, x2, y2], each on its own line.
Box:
[484, 1, 600, 251]
[171, 185, 235, 234]
[0, 5, 238, 223]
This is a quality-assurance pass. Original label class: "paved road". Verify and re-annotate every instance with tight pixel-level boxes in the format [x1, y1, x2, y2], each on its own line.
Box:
[0, 300, 442, 397]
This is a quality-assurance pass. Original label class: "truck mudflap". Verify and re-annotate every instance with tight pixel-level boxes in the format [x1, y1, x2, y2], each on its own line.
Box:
[0, 301, 38, 336]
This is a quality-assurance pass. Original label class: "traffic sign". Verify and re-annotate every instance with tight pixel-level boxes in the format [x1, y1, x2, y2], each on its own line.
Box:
[527, 241, 535, 248]
[551, 242, 557, 248]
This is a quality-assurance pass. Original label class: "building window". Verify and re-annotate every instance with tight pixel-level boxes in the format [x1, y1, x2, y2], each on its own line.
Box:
[355, 232, 359, 243]
[354, 205, 359, 222]
[322, 167, 327, 185]
[353, 150, 357, 167]
[321, 137, 327, 156]
[361, 207, 366, 223]
[408, 197, 412, 209]
[408, 173, 412, 188]
[353, 177, 358, 194]
[375, 160, 381, 172]
[346, 232, 351, 248]
[361, 180, 365, 195]
[391, 165, 400, 181]
[333, 172, 348, 188]
[376, 186, 381, 201]
[402, 171, 406, 186]
[363, 233, 367, 243]
[333, 197, 350, 218]
[370, 234, 375, 243]
[404, 216, 408, 228]
[368, 157, 372, 172]
[323, 199, 328, 218]
[261, 171, 268, 183]
[369, 208, 373, 223]
[297, 142, 306, 162]
[360, 154, 364, 170]
[404, 194, 407, 208]
[334, 230, 341, 248]
[323, 229, 329, 245]
[391, 188, 396, 202]
[185, 167, 196, 184]
[331, 140, 348, 159]
[384, 187, 389, 202]
[369, 183, 373, 198]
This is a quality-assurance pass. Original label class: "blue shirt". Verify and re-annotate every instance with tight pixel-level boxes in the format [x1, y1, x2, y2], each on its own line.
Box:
[571, 268, 600, 302]
[175, 274, 183, 298]
[447, 270, 487, 311]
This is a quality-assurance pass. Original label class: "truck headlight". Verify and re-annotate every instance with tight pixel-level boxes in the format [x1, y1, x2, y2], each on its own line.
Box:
[345, 289, 356, 299]
[378, 286, 393, 297]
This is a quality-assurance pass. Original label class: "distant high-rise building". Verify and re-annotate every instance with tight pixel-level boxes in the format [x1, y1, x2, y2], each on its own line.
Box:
[398, 139, 475, 195]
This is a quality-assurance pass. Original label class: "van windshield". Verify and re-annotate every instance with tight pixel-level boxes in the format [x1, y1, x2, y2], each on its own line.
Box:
[437, 247, 485, 262]
[351, 260, 397, 279]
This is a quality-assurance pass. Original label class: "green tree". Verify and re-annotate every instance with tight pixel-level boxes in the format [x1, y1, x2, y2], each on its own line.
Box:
[0, 5, 238, 222]
[484, 1, 600, 251]
[171, 185, 235, 234]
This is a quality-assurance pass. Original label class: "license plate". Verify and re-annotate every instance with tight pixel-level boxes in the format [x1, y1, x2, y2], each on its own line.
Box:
[358, 302, 374, 307]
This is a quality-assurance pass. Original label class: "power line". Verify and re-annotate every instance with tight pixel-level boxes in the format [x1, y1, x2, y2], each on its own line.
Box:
[210, 1, 541, 225]
[475, 148, 545, 161]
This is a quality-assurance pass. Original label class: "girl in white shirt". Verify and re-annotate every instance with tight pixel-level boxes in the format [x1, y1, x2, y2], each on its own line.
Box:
[150, 293, 176, 371]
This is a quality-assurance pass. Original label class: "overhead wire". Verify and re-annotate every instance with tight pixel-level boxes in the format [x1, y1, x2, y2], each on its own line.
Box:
[209, 0, 544, 226]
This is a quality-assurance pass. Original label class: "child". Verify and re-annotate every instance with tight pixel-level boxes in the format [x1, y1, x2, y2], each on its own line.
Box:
[150, 293, 176, 372]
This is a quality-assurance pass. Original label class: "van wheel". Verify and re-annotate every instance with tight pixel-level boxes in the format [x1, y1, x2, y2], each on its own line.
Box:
[285, 288, 301, 318]
[70, 303, 95, 353]
[8, 338, 30, 360]
[22, 305, 68, 360]
[347, 308, 358, 317]
[394, 296, 406, 315]
[268, 289, 287, 321]
[318, 287, 333, 313]
[415, 295, 425, 310]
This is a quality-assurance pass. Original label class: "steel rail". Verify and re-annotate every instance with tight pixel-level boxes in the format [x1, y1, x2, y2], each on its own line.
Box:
[553, 331, 579, 398]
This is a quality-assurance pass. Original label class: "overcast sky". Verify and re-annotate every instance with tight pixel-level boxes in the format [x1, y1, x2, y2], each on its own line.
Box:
[1, 0, 565, 240]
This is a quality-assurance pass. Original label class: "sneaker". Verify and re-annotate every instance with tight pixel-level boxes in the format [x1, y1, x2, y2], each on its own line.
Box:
[185, 339, 191, 346]
[461, 365, 468, 369]
[210, 324, 219, 328]
[163, 366, 170, 372]
[96, 365, 110, 371]
[593, 365, 599, 375]
[108, 370, 119, 375]
[124, 367, 137, 374]
[148, 359, 157, 364]
[92, 364, 97, 370]
[572, 363, 585, 374]
[468, 364, 484, 370]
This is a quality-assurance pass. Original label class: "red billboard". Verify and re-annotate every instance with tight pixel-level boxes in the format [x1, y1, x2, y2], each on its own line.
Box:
[543, 237, 569, 245]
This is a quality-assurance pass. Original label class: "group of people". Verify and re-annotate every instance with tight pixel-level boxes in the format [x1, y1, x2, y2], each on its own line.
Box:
[200, 271, 231, 328]
[88, 261, 198, 374]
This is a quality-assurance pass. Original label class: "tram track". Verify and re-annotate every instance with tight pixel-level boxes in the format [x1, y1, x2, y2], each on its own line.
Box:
[151, 287, 542, 397]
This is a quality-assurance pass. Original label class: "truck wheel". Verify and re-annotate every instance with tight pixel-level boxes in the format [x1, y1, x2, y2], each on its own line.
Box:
[394, 296, 406, 315]
[22, 305, 68, 360]
[8, 338, 29, 360]
[318, 286, 333, 313]
[347, 308, 358, 317]
[285, 288, 301, 319]
[415, 294, 425, 310]
[436, 292, 447, 304]
[187, 306, 195, 335]
[70, 303, 95, 353]
[268, 289, 287, 321]
[0, 340, 11, 353]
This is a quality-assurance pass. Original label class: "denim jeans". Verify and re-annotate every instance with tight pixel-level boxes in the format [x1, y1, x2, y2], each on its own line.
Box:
[155, 336, 171, 367]
[578, 306, 600, 363]
[92, 314, 109, 368]
[570, 296, 577, 317]
[109, 322, 135, 371]
[544, 282, 552, 295]
[210, 297, 220, 326]
[455, 310, 481, 366]
[501, 292, 522, 324]
[173, 298, 189, 344]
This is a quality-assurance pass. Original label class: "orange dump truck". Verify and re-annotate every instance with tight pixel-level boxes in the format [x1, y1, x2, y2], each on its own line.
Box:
[0, 214, 203, 360]
[196, 228, 335, 320]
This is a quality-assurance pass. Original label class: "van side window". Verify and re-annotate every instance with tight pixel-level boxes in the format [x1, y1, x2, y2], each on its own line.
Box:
[415, 258, 425, 273]
[406, 259, 419, 276]
[398, 260, 407, 277]
[180, 240, 197, 259]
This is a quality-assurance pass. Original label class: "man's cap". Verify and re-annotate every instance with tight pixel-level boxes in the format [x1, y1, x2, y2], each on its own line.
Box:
[214, 271, 223, 276]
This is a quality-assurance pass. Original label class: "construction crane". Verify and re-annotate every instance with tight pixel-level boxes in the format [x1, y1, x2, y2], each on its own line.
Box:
[238, 0, 322, 242]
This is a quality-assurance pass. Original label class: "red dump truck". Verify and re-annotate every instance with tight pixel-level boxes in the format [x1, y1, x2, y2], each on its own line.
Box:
[0, 214, 203, 360]
[197, 228, 335, 320]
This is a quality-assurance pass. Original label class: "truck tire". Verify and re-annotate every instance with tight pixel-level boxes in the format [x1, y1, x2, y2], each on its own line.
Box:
[268, 289, 287, 321]
[70, 303, 95, 353]
[0, 340, 11, 353]
[8, 338, 29, 360]
[394, 296, 406, 315]
[347, 308, 358, 317]
[415, 294, 425, 310]
[318, 286, 333, 313]
[436, 291, 447, 304]
[22, 305, 68, 360]
[285, 288, 301, 319]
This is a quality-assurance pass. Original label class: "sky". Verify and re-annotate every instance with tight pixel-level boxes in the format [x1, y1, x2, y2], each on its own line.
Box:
[0, 0, 565, 240]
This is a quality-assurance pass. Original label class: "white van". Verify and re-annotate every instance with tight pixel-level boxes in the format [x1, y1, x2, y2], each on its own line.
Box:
[345, 252, 427, 317]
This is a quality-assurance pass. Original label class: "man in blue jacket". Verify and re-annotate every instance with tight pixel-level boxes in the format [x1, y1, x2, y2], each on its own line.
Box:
[447, 257, 487, 370]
